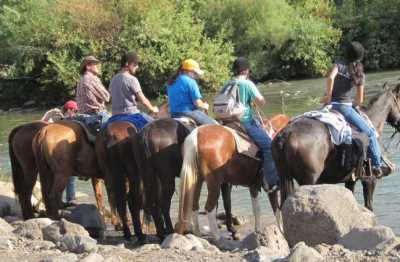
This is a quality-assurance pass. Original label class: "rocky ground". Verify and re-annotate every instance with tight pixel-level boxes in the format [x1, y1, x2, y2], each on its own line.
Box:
[1, 181, 400, 261]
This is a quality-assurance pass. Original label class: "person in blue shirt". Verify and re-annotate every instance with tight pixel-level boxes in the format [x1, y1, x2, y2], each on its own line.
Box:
[167, 59, 218, 125]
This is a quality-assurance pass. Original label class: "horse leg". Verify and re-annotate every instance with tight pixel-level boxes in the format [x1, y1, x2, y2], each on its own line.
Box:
[20, 169, 38, 219]
[345, 180, 356, 194]
[48, 172, 69, 219]
[192, 177, 203, 236]
[205, 182, 221, 240]
[362, 179, 376, 211]
[221, 183, 237, 240]
[91, 178, 105, 217]
[160, 174, 175, 235]
[127, 178, 145, 243]
[250, 186, 261, 232]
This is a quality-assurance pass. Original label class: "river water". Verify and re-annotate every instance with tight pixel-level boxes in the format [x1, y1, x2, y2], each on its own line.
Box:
[1, 70, 400, 233]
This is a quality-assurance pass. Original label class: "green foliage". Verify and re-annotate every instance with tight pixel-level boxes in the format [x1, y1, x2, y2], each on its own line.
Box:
[335, 0, 400, 71]
[0, 0, 233, 107]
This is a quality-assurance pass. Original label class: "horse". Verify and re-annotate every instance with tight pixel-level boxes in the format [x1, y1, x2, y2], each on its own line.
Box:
[95, 121, 146, 241]
[175, 114, 290, 239]
[272, 83, 400, 211]
[134, 118, 193, 239]
[31, 120, 118, 222]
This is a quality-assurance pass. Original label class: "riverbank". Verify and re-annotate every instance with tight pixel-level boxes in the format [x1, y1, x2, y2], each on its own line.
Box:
[1, 181, 400, 261]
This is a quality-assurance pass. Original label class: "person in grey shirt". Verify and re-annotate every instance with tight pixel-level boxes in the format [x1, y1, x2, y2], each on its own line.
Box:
[109, 52, 158, 120]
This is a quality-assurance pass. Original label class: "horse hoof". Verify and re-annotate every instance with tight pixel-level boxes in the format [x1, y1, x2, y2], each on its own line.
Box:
[114, 224, 123, 231]
[137, 235, 146, 245]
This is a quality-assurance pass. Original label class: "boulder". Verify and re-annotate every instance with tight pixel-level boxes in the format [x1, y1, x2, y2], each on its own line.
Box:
[43, 223, 63, 243]
[3, 216, 21, 224]
[39, 253, 78, 262]
[67, 204, 105, 239]
[25, 240, 56, 251]
[58, 235, 98, 254]
[161, 233, 218, 252]
[375, 237, 400, 254]
[80, 253, 104, 262]
[282, 185, 376, 246]
[287, 242, 323, 262]
[60, 218, 90, 237]
[338, 226, 395, 251]
[13, 219, 43, 240]
[240, 224, 289, 258]
[244, 246, 286, 262]
[0, 181, 21, 217]
[0, 217, 14, 236]
[0, 236, 13, 250]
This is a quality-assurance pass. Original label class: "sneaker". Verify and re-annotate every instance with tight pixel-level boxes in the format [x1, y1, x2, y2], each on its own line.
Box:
[380, 165, 393, 177]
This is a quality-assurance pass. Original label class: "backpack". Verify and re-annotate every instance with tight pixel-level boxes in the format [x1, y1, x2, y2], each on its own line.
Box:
[213, 80, 245, 121]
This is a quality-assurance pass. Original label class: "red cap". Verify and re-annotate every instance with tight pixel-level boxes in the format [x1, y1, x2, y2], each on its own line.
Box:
[63, 100, 78, 111]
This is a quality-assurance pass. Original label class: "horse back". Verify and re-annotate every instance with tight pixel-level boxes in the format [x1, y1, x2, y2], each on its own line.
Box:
[272, 118, 332, 185]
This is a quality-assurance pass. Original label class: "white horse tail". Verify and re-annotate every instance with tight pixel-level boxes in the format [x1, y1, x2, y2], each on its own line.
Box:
[175, 127, 199, 234]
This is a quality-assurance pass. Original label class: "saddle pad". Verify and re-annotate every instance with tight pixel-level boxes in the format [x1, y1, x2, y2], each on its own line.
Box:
[223, 126, 260, 160]
[173, 117, 197, 128]
[72, 120, 97, 144]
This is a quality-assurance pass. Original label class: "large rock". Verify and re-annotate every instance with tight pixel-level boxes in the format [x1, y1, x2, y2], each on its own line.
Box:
[287, 242, 323, 262]
[80, 253, 104, 262]
[60, 218, 90, 237]
[240, 224, 289, 258]
[0, 217, 14, 236]
[39, 253, 78, 262]
[58, 235, 98, 254]
[43, 223, 63, 243]
[0, 236, 13, 250]
[282, 185, 376, 246]
[0, 181, 21, 217]
[338, 226, 396, 251]
[161, 233, 218, 252]
[67, 204, 105, 239]
[375, 237, 400, 254]
[13, 219, 43, 240]
[244, 246, 286, 262]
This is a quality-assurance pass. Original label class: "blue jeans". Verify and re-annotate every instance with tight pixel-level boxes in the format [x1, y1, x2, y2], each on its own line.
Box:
[243, 119, 279, 186]
[171, 110, 218, 125]
[332, 103, 382, 168]
[65, 176, 76, 202]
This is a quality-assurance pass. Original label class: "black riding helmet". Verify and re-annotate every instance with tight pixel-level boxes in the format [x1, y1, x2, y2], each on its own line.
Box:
[345, 41, 365, 63]
[232, 57, 251, 76]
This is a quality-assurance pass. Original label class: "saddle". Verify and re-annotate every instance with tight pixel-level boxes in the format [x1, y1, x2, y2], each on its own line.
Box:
[222, 121, 260, 160]
[71, 114, 102, 143]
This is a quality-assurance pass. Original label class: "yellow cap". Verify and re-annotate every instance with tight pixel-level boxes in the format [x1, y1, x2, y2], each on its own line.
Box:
[181, 59, 204, 76]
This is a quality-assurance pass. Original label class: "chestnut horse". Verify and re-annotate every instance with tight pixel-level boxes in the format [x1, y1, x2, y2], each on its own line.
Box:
[95, 121, 146, 241]
[9, 121, 113, 222]
[31, 120, 117, 221]
[175, 114, 290, 239]
[272, 84, 400, 210]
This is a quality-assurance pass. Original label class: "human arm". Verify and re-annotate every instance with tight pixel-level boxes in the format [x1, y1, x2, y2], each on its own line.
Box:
[136, 91, 159, 113]
[355, 85, 364, 106]
[189, 80, 209, 110]
[92, 76, 110, 103]
[322, 64, 338, 105]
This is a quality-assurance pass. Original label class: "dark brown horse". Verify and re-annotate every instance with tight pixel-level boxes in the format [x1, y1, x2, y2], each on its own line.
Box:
[135, 118, 193, 239]
[272, 84, 400, 210]
[32, 120, 114, 220]
[9, 121, 48, 219]
[95, 121, 146, 241]
[175, 114, 290, 239]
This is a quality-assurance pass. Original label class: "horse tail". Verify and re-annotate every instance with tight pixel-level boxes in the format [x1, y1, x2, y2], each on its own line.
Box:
[8, 126, 23, 197]
[176, 128, 199, 234]
[272, 130, 294, 208]
[32, 128, 53, 212]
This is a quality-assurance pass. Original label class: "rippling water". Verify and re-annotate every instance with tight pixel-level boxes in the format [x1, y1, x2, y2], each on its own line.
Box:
[1, 70, 400, 233]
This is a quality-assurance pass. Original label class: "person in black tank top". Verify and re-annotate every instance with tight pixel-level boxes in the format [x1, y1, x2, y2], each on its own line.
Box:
[321, 41, 390, 178]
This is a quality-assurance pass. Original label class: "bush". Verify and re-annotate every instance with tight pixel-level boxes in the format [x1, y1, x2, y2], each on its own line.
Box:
[0, 0, 233, 107]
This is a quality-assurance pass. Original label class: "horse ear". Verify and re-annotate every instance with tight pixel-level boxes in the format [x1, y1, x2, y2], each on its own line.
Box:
[383, 82, 390, 91]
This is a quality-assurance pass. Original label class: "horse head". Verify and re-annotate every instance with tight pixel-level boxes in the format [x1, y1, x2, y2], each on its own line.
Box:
[385, 83, 400, 132]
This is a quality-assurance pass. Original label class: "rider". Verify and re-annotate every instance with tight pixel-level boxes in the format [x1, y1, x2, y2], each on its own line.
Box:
[76, 56, 110, 125]
[109, 51, 158, 123]
[231, 57, 279, 192]
[167, 59, 218, 125]
[322, 41, 389, 178]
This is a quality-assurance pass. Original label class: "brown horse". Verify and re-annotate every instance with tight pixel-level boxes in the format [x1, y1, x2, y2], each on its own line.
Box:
[272, 84, 400, 210]
[31, 120, 115, 221]
[95, 121, 146, 241]
[9, 121, 48, 219]
[175, 114, 290, 239]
